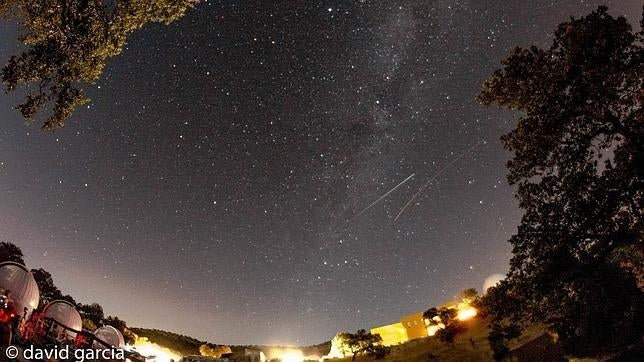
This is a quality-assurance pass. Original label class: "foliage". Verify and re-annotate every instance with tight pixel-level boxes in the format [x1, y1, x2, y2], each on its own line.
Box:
[422, 307, 438, 321]
[487, 322, 521, 361]
[337, 329, 383, 361]
[435, 308, 465, 344]
[479, 6, 644, 356]
[460, 288, 478, 304]
[0, 241, 25, 265]
[103, 315, 136, 344]
[30, 267, 67, 308]
[82, 318, 97, 332]
[78, 302, 105, 330]
[0, 0, 199, 129]
[199, 343, 232, 358]
[610, 243, 644, 289]
[423, 306, 469, 344]
[365, 344, 391, 359]
[435, 324, 466, 345]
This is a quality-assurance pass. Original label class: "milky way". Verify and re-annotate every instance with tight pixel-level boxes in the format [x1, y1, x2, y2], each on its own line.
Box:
[0, 0, 641, 345]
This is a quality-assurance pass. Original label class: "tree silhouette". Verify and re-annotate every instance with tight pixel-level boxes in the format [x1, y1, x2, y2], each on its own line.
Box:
[0, 241, 25, 265]
[480, 6, 643, 355]
[1, 0, 199, 129]
[422, 307, 438, 321]
[435, 307, 465, 344]
[78, 302, 105, 330]
[30, 268, 65, 308]
[337, 329, 383, 361]
[460, 288, 478, 304]
[487, 322, 521, 361]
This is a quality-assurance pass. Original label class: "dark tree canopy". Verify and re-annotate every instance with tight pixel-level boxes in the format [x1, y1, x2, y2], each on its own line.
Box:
[422, 307, 438, 321]
[423, 306, 466, 345]
[460, 288, 478, 303]
[30, 267, 72, 308]
[0, 241, 25, 265]
[78, 302, 105, 330]
[480, 6, 643, 355]
[338, 329, 384, 361]
[0, 0, 198, 129]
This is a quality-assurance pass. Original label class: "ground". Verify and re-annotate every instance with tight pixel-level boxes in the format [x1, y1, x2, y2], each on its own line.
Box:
[332, 317, 556, 362]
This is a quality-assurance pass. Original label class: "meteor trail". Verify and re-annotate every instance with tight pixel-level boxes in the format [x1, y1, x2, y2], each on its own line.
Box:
[394, 142, 482, 222]
[348, 173, 416, 222]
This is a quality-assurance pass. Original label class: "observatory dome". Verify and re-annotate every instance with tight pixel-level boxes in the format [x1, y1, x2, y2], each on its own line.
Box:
[43, 300, 82, 339]
[0, 261, 40, 320]
[93, 325, 125, 349]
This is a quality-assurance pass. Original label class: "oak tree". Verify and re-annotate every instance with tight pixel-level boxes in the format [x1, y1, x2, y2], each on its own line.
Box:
[338, 329, 383, 361]
[1, 0, 198, 129]
[480, 6, 643, 355]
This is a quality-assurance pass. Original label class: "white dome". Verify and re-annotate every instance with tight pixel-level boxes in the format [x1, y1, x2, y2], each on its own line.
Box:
[93, 325, 125, 349]
[0, 262, 40, 320]
[43, 300, 82, 339]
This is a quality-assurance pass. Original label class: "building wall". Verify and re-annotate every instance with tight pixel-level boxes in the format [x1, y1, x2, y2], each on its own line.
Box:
[370, 322, 408, 346]
[400, 312, 428, 340]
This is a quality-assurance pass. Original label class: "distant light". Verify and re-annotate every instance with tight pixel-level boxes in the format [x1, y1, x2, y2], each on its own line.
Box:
[280, 351, 304, 362]
[128, 337, 182, 362]
[456, 305, 477, 321]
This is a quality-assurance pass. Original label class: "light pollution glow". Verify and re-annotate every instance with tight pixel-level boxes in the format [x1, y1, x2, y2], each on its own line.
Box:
[128, 337, 183, 362]
[456, 304, 478, 321]
[279, 350, 304, 362]
[268, 348, 322, 362]
[425, 303, 478, 336]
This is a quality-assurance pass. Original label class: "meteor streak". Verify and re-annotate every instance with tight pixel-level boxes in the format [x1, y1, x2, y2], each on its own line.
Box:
[348, 173, 416, 222]
[394, 142, 482, 222]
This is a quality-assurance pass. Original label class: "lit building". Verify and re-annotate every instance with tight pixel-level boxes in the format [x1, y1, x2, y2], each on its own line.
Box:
[400, 312, 426, 340]
[370, 312, 429, 346]
[370, 322, 408, 346]
[370, 304, 478, 346]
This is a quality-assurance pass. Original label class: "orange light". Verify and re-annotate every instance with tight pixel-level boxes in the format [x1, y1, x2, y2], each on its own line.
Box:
[128, 336, 182, 362]
[456, 305, 477, 321]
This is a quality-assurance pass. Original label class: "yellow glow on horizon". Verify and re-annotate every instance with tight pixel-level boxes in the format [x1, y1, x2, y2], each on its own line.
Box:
[456, 304, 478, 321]
[279, 350, 304, 362]
[128, 337, 182, 362]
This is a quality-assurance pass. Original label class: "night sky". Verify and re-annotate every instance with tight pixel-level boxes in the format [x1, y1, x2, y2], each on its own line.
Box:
[0, 0, 641, 346]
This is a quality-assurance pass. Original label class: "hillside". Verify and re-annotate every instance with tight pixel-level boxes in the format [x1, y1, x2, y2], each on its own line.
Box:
[130, 317, 553, 362]
[335, 317, 557, 362]
[131, 318, 643, 362]
[130, 328, 207, 356]
[130, 327, 331, 359]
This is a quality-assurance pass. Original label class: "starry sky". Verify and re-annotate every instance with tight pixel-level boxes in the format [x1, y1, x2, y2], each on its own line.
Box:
[0, 0, 641, 346]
